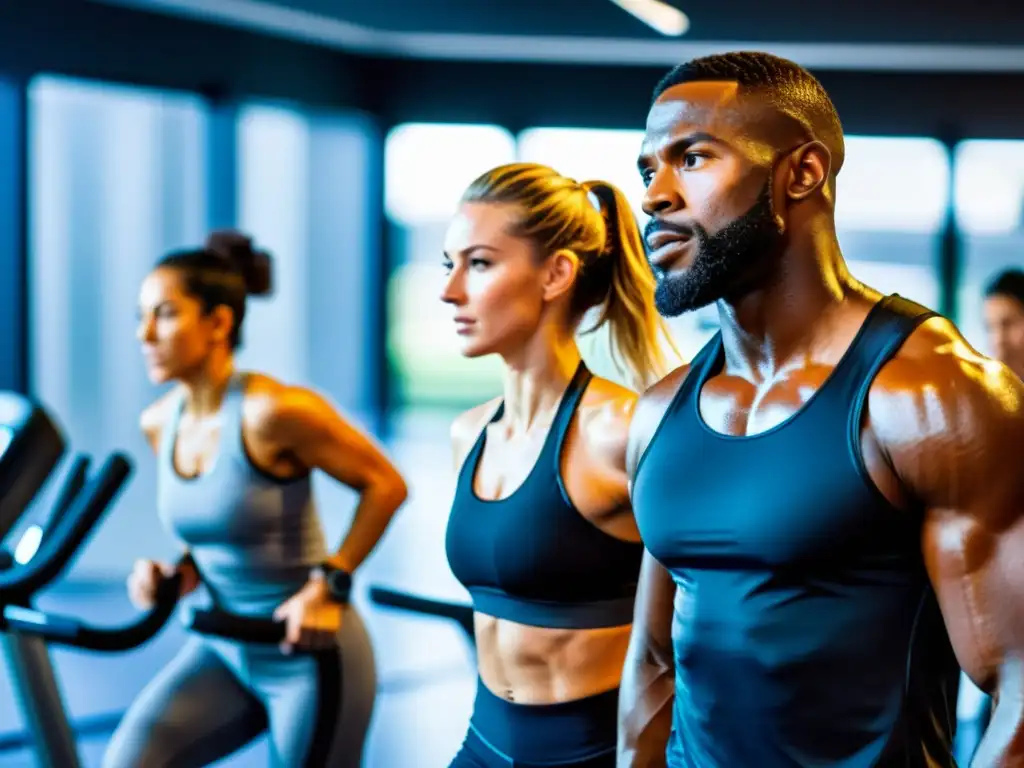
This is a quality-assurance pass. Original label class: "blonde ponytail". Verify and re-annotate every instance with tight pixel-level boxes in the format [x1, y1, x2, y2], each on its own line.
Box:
[582, 180, 679, 390]
[461, 163, 679, 390]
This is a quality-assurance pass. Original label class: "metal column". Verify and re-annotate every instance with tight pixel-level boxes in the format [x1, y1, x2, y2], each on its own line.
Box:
[1, 630, 82, 768]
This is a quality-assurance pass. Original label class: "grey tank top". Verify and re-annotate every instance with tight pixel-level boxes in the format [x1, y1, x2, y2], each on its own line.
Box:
[157, 373, 328, 618]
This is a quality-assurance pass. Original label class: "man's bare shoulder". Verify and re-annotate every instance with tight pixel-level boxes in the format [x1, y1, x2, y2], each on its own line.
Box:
[870, 315, 1024, 507]
[627, 363, 693, 478]
[637, 363, 693, 423]
[873, 314, 993, 398]
[870, 314, 992, 422]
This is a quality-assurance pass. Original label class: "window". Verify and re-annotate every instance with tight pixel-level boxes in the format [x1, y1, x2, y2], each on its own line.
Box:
[385, 123, 516, 413]
[28, 75, 208, 575]
[236, 103, 379, 421]
[237, 102, 380, 548]
[834, 137, 948, 313]
[953, 140, 1024, 355]
[517, 127, 647, 219]
[236, 105, 312, 384]
[837, 137, 950, 235]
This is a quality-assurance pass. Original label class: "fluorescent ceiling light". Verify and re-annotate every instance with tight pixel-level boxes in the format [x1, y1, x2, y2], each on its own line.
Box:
[610, 0, 690, 37]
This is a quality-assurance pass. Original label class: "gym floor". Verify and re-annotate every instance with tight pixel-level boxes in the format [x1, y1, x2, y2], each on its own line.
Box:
[0, 421, 479, 767]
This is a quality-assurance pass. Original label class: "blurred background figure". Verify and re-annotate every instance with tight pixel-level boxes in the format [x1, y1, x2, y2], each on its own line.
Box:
[983, 269, 1024, 380]
[102, 231, 404, 768]
[0, 1, 1023, 765]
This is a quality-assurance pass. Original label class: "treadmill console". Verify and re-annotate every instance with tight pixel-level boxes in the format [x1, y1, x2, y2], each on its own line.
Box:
[0, 393, 65, 543]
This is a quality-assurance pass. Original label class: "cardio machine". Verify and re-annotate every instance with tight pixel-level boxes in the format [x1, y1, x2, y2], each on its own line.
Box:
[0, 390, 291, 768]
[369, 586, 476, 649]
[0, 391, 185, 767]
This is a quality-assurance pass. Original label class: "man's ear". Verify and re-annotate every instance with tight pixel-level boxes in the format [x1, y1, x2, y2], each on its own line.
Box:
[785, 140, 831, 201]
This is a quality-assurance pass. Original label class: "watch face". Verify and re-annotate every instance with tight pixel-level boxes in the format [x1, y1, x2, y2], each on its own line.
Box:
[327, 569, 352, 601]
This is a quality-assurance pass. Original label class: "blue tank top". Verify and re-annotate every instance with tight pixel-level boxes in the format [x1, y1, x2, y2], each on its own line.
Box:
[632, 296, 960, 767]
[445, 362, 645, 630]
[157, 372, 327, 618]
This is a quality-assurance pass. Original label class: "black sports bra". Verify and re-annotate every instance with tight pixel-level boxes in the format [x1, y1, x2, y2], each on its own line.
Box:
[444, 362, 644, 629]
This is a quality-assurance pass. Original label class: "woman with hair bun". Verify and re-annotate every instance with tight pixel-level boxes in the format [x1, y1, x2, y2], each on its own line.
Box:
[103, 230, 408, 768]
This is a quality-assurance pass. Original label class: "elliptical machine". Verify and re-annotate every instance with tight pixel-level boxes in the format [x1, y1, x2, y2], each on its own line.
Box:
[0, 391, 183, 768]
[0, 390, 292, 767]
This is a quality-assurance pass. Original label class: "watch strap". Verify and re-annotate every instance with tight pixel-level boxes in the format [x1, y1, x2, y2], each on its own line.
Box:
[312, 562, 352, 603]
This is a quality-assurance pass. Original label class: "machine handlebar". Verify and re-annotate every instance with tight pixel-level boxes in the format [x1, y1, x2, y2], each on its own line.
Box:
[0, 573, 182, 652]
[43, 456, 90, 540]
[190, 588, 479, 646]
[187, 609, 287, 644]
[369, 586, 475, 641]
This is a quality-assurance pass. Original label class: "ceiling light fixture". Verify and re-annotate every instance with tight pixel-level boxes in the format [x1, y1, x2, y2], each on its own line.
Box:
[609, 0, 690, 37]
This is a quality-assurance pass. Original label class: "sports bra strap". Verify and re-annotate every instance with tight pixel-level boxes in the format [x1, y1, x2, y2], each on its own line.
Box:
[486, 360, 590, 423]
[549, 361, 592, 475]
[551, 361, 592, 433]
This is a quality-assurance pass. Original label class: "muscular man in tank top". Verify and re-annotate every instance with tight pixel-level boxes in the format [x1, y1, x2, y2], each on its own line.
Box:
[618, 52, 1024, 768]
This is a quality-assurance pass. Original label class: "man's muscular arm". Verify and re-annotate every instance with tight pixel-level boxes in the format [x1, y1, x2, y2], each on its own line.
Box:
[618, 367, 688, 767]
[873, 320, 1024, 767]
[618, 551, 676, 767]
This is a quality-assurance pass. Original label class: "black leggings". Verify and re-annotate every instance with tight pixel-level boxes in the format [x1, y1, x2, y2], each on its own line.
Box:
[449, 680, 618, 767]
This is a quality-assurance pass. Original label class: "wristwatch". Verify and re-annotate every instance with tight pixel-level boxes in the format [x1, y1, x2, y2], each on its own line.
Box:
[311, 563, 352, 604]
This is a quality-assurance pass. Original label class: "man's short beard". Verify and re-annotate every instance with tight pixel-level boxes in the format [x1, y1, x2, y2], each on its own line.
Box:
[650, 183, 786, 317]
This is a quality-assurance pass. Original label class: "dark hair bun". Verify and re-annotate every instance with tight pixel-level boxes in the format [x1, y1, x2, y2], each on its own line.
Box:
[205, 229, 274, 297]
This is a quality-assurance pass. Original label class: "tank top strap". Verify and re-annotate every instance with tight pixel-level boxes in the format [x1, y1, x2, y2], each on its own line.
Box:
[821, 294, 937, 406]
[685, 332, 725, 397]
[157, 388, 187, 467]
[849, 294, 937, 379]
[547, 360, 593, 472]
[839, 295, 937, 471]
[218, 371, 249, 461]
